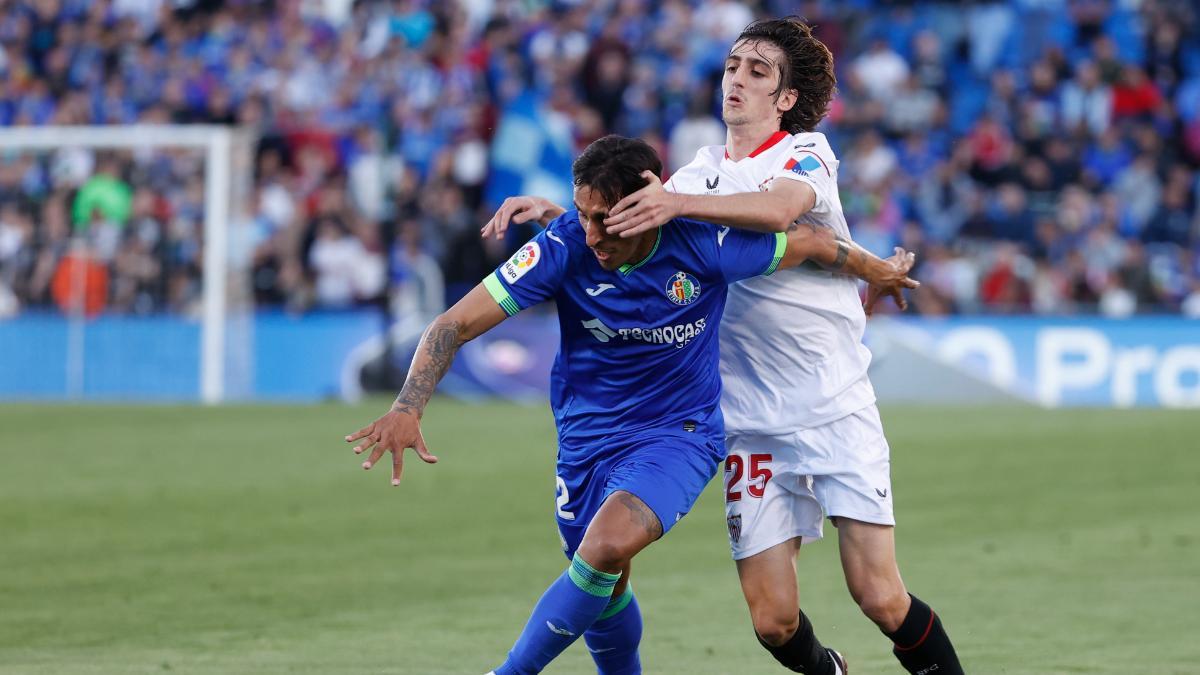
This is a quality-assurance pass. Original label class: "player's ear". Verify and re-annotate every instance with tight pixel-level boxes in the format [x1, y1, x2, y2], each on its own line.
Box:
[777, 88, 798, 114]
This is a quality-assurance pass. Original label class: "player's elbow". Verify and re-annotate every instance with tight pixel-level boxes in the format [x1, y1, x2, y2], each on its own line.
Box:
[765, 212, 793, 232]
[428, 310, 472, 346]
[765, 199, 797, 232]
[765, 183, 815, 232]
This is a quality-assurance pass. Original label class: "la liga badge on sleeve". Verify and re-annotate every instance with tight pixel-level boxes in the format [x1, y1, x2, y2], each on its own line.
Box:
[502, 242, 541, 283]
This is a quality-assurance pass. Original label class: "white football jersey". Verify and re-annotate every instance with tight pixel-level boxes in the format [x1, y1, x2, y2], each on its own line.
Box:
[666, 131, 875, 433]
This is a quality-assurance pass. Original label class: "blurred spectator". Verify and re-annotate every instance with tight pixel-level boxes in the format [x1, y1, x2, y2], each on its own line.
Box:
[885, 75, 940, 136]
[1061, 60, 1112, 136]
[529, 5, 589, 91]
[987, 183, 1036, 244]
[669, 94, 725, 173]
[1143, 182, 1195, 247]
[582, 21, 632, 131]
[1082, 128, 1132, 188]
[909, 30, 947, 93]
[967, 116, 1016, 187]
[845, 129, 897, 191]
[966, 2, 1015, 75]
[852, 39, 910, 103]
[308, 216, 383, 308]
[980, 244, 1033, 313]
[1113, 154, 1163, 235]
[1112, 65, 1163, 121]
[1042, 137, 1083, 190]
[0, 204, 33, 315]
[1183, 282, 1200, 318]
[347, 127, 402, 223]
[916, 161, 976, 244]
[693, 0, 755, 45]
[389, 218, 444, 319]
[72, 155, 132, 230]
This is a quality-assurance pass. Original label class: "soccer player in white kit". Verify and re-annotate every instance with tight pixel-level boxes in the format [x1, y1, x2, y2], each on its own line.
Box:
[484, 18, 963, 675]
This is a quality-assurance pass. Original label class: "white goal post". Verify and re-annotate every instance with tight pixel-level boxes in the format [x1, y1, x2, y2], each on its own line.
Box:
[0, 125, 257, 403]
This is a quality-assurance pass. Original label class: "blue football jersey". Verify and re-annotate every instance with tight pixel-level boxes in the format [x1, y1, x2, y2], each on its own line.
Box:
[483, 212, 785, 450]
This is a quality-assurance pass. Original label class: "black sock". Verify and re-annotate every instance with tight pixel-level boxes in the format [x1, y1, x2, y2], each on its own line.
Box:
[756, 610, 834, 674]
[885, 594, 964, 675]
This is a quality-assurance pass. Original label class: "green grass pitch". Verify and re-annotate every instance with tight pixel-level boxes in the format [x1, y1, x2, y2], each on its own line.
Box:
[1, 401, 1197, 674]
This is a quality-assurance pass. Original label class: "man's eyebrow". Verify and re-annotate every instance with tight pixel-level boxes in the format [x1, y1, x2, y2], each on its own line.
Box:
[725, 54, 773, 69]
[574, 203, 608, 219]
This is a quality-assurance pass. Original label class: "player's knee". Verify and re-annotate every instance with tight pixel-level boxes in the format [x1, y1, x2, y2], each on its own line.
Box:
[855, 588, 909, 631]
[751, 607, 800, 646]
[576, 537, 633, 573]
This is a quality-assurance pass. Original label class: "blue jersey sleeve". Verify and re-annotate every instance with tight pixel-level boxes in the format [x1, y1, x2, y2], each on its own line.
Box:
[697, 220, 787, 284]
[482, 214, 577, 315]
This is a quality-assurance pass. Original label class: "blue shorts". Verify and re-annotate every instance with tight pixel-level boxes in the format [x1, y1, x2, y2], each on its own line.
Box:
[553, 430, 724, 558]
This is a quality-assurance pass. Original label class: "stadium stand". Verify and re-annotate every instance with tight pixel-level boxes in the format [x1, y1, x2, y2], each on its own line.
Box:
[0, 0, 1197, 318]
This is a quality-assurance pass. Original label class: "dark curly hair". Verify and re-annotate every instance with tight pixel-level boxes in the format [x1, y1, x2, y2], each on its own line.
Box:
[733, 17, 836, 134]
[572, 135, 662, 207]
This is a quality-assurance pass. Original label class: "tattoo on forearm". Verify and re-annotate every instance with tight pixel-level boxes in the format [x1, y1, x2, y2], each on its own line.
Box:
[832, 237, 851, 269]
[618, 492, 663, 538]
[391, 321, 464, 416]
[788, 220, 827, 234]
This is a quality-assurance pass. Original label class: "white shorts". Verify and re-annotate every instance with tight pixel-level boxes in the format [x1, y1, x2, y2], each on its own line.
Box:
[723, 405, 894, 560]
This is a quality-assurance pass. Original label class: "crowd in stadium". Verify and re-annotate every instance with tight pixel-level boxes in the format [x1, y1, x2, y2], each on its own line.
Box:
[0, 0, 1198, 318]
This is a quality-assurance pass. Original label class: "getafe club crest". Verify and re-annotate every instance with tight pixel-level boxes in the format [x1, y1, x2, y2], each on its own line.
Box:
[665, 271, 701, 305]
[727, 514, 742, 543]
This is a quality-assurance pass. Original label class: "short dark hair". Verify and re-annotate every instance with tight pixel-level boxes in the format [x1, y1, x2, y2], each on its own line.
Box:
[571, 135, 663, 207]
[734, 17, 836, 133]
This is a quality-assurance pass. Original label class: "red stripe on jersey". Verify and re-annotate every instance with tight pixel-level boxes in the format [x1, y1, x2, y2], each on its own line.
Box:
[724, 130, 790, 160]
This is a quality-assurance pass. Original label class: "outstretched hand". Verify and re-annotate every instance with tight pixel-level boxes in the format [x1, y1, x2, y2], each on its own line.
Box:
[604, 171, 680, 238]
[344, 408, 439, 486]
[864, 247, 919, 317]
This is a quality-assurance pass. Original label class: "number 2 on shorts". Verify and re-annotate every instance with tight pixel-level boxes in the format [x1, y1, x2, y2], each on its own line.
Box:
[555, 475, 575, 521]
[725, 453, 773, 503]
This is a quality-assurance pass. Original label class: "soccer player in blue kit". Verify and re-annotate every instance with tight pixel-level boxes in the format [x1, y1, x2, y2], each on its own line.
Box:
[344, 135, 917, 674]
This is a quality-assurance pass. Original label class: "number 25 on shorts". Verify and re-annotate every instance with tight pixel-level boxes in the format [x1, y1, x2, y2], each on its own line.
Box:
[725, 453, 773, 503]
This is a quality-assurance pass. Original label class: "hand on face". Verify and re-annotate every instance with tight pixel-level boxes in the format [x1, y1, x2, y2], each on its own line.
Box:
[576, 185, 651, 271]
